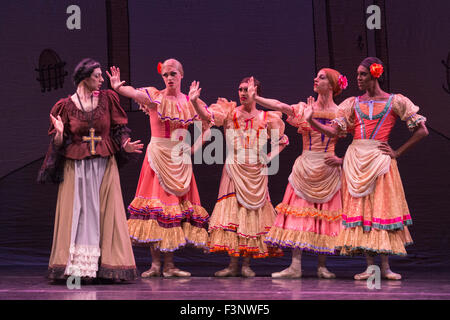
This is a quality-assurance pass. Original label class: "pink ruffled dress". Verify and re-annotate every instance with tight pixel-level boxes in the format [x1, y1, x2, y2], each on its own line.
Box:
[265, 102, 343, 254]
[127, 87, 209, 252]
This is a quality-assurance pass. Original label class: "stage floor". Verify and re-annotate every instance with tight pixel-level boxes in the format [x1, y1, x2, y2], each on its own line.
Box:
[1, 266, 449, 300]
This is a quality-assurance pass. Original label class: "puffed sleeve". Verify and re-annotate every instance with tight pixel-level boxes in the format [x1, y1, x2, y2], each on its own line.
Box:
[37, 99, 71, 184]
[286, 101, 312, 133]
[135, 86, 159, 116]
[266, 111, 289, 147]
[205, 98, 236, 128]
[392, 94, 427, 131]
[332, 97, 356, 136]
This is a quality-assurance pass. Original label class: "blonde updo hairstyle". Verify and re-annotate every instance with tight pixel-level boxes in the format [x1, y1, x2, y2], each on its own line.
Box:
[161, 58, 184, 77]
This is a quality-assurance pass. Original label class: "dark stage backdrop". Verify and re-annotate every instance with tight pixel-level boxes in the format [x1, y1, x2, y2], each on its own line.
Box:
[0, 0, 449, 276]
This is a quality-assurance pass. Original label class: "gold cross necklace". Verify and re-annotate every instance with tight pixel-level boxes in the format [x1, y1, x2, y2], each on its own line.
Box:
[77, 92, 102, 155]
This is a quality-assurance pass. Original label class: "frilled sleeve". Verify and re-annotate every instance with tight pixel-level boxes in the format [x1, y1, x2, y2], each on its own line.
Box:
[266, 111, 289, 147]
[286, 101, 313, 133]
[106, 90, 138, 168]
[391, 94, 427, 131]
[37, 99, 71, 184]
[204, 98, 236, 128]
[332, 97, 356, 137]
[135, 86, 159, 116]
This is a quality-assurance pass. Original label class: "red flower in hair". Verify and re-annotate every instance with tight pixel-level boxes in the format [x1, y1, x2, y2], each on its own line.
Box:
[338, 75, 348, 90]
[370, 63, 384, 78]
[157, 62, 163, 74]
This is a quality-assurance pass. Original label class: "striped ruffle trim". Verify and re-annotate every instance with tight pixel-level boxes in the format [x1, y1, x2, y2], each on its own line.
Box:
[342, 214, 412, 231]
[127, 197, 209, 229]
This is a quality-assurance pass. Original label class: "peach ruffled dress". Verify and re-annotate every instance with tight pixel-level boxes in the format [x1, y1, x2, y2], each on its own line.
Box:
[127, 87, 210, 252]
[205, 99, 290, 258]
[332, 94, 426, 256]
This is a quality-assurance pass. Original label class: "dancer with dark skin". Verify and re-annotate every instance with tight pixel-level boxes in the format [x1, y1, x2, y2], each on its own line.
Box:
[305, 57, 428, 280]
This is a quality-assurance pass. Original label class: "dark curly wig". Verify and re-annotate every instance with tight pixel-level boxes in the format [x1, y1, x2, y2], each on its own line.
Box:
[72, 58, 101, 87]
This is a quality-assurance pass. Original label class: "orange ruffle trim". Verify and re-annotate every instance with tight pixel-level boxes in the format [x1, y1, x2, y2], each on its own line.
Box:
[208, 228, 283, 258]
[275, 203, 342, 222]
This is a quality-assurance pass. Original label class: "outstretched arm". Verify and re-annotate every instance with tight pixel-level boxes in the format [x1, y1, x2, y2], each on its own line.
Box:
[106, 66, 153, 106]
[248, 77, 295, 117]
[305, 96, 340, 138]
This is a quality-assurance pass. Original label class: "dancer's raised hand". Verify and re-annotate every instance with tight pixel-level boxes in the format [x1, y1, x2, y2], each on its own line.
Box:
[106, 66, 126, 91]
[247, 77, 258, 99]
[304, 96, 315, 122]
[189, 81, 202, 102]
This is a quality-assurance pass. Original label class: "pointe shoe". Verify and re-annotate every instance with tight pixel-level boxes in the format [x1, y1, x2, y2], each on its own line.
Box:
[382, 269, 402, 280]
[354, 271, 372, 280]
[141, 268, 161, 278]
[214, 267, 239, 277]
[241, 266, 256, 278]
[271, 267, 302, 279]
[317, 267, 336, 279]
[162, 268, 191, 278]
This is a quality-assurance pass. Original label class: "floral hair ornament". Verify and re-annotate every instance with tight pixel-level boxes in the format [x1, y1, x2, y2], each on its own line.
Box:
[338, 75, 348, 90]
[157, 62, 163, 74]
[369, 63, 384, 78]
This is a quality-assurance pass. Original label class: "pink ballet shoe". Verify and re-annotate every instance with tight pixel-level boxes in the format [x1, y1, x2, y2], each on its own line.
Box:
[271, 267, 302, 279]
[214, 267, 239, 277]
[163, 268, 191, 277]
[382, 269, 402, 280]
[241, 266, 256, 278]
[317, 267, 336, 279]
[141, 267, 161, 278]
[354, 270, 372, 280]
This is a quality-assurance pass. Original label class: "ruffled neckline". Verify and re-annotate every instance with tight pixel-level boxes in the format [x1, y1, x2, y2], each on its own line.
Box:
[145, 88, 199, 125]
